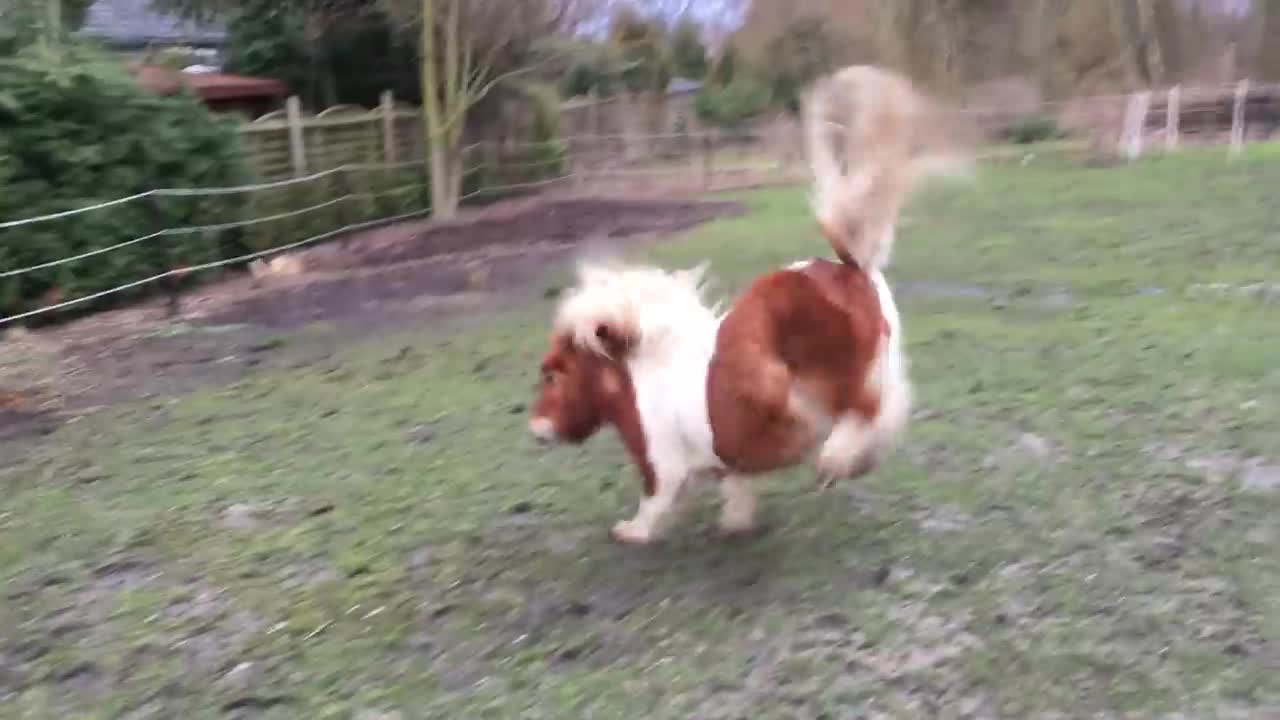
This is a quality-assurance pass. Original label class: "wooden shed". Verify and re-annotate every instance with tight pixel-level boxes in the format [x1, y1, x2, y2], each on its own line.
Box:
[130, 65, 289, 118]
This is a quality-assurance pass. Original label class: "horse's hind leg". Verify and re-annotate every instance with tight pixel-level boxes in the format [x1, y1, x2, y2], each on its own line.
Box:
[710, 352, 819, 474]
[815, 379, 881, 488]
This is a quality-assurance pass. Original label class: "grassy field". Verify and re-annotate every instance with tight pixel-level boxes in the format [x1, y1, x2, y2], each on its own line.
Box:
[3, 147, 1280, 718]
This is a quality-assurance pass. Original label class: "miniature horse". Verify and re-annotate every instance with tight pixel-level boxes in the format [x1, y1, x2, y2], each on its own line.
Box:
[527, 65, 967, 544]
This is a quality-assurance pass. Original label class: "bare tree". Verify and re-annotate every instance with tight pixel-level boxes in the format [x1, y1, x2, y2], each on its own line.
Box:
[386, 0, 569, 218]
[1150, 0, 1185, 83]
[1021, 0, 1056, 96]
[727, 0, 1249, 96]
[1117, 0, 1155, 86]
[1262, 0, 1280, 82]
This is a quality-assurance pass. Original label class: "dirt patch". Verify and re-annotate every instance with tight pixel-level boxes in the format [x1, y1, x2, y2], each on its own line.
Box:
[201, 198, 738, 329]
[0, 195, 741, 447]
[297, 197, 738, 272]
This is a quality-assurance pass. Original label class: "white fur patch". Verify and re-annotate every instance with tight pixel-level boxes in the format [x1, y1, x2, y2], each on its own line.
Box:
[816, 414, 874, 480]
[867, 270, 911, 450]
[554, 261, 718, 358]
[788, 384, 833, 438]
[528, 417, 555, 442]
[555, 262, 727, 541]
[718, 475, 757, 532]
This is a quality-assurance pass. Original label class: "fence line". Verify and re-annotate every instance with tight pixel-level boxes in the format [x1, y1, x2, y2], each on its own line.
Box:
[0, 192, 154, 231]
[0, 146, 584, 325]
[0, 207, 436, 327]
[351, 182, 427, 199]
[0, 153, 439, 230]
[0, 163, 390, 229]
[225, 80, 1280, 183]
[0, 231, 167, 279]
[153, 161, 426, 198]
[0, 151, 567, 235]
[27, 71, 1272, 232]
[0, 151, 725, 326]
[168, 196, 353, 237]
[0, 106, 1268, 242]
[4, 80, 1278, 327]
[459, 173, 574, 201]
[153, 166, 347, 199]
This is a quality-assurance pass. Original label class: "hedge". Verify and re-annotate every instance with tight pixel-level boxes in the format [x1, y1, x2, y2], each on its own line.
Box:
[0, 45, 570, 323]
[0, 44, 246, 319]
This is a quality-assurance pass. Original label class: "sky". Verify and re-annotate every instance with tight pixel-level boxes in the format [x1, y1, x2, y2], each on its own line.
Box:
[576, 0, 1256, 42]
[575, 0, 748, 42]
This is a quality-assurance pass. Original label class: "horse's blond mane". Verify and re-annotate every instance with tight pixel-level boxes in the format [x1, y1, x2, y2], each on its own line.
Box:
[553, 261, 716, 358]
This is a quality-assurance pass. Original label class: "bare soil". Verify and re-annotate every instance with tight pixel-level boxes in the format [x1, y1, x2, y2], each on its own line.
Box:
[0, 195, 742, 449]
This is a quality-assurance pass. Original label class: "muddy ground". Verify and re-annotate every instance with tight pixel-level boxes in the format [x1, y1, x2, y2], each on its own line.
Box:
[4, 154, 1280, 717]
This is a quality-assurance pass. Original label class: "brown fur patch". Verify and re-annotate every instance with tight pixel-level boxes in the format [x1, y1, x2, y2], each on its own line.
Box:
[531, 334, 658, 496]
[707, 259, 885, 475]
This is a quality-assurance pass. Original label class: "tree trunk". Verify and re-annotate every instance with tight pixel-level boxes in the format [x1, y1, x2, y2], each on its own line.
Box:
[1119, 0, 1154, 86]
[1151, 0, 1184, 84]
[1262, 0, 1280, 82]
[445, 140, 464, 211]
[429, 142, 453, 218]
[417, 0, 533, 216]
[873, 0, 905, 70]
[1026, 0, 1054, 98]
[621, 92, 643, 161]
[420, 0, 462, 219]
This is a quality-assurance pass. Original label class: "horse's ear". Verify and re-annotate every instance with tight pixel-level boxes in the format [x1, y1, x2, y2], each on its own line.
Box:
[594, 322, 633, 358]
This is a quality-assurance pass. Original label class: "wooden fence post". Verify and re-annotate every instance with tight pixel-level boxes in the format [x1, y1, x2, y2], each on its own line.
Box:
[1165, 85, 1180, 151]
[588, 90, 601, 137]
[147, 195, 182, 318]
[690, 130, 702, 185]
[380, 90, 397, 166]
[1120, 90, 1151, 161]
[701, 131, 714, 190]
[573, 137, 589, 193]
[286, 96, 308, 177]
[334, 165, 353, 228]
[1230, 79, 1250, 157]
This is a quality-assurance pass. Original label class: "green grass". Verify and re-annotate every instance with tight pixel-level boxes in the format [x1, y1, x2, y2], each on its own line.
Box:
[3, 146, 1280, 718]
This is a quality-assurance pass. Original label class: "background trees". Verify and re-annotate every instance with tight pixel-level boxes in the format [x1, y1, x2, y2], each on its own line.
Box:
[733, 0, 1266, 100]
[5, 0, 1274, 223]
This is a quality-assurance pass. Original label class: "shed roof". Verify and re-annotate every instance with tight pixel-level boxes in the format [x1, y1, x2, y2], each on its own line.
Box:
[130, 65, 287, 101]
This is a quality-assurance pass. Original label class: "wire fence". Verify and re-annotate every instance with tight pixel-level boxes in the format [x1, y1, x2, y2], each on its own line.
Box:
[4, 79, 1280, 330]
[0, 151, 580, 327]
[0, 124, 820, 328]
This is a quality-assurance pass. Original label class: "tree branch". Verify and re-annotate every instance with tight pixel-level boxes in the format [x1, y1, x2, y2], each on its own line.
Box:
[444, 0, 460, 108]
[421, 0, 442, 139]
[461, 23, 475, 93]
[441, 52, 561, 131]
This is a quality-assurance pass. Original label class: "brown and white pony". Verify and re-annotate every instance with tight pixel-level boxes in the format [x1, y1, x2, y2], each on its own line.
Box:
[528, 66, 970, 544]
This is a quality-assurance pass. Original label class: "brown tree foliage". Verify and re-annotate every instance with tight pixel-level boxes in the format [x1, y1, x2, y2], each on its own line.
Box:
[733, 0, 1266, 98]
